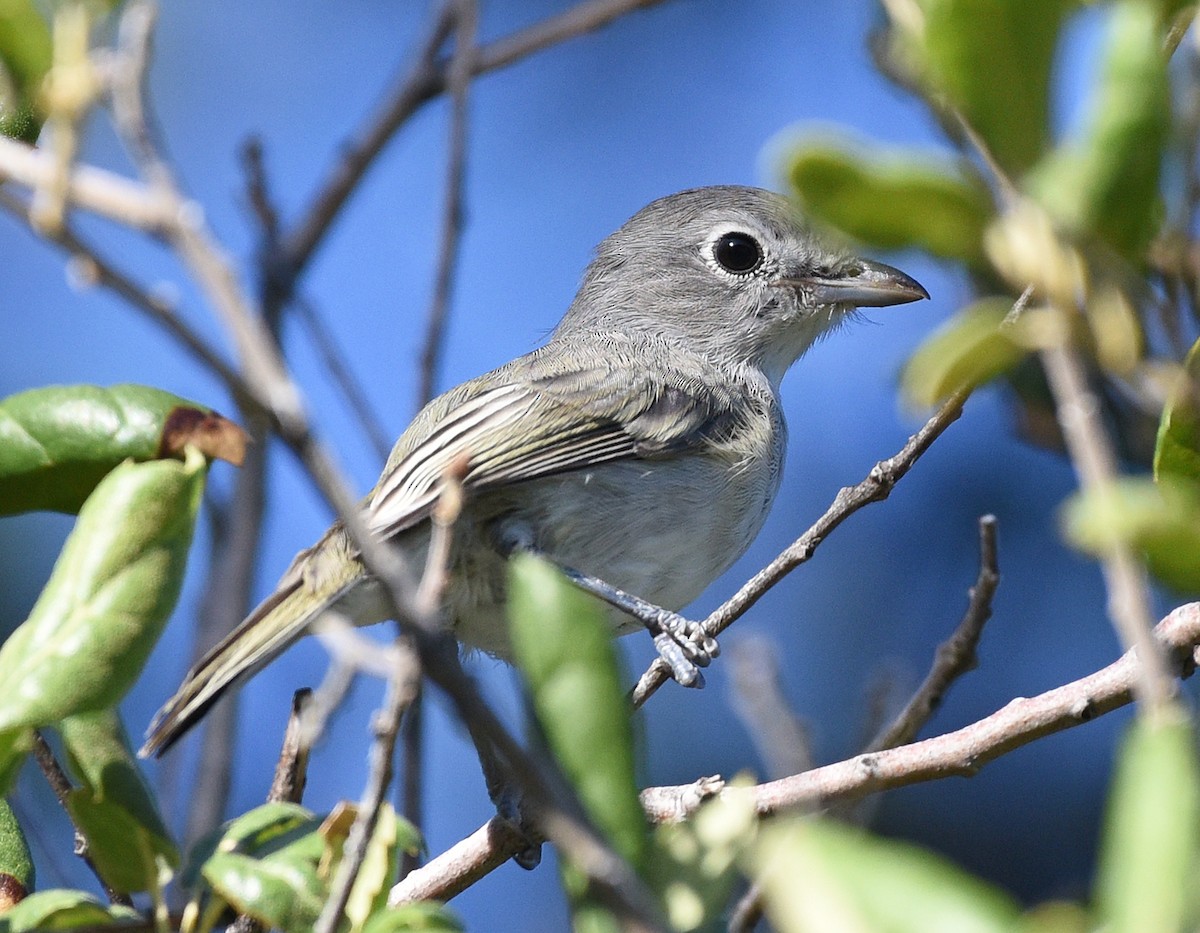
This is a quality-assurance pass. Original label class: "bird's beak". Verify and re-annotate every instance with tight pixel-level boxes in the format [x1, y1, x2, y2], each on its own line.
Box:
[782, 258, 929, 308]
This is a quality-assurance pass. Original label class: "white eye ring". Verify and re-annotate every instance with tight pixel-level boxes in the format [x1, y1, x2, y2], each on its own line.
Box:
[706, 230, 765, 276]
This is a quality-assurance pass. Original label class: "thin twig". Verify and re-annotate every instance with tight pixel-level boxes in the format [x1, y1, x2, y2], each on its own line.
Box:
[313, 642, 422, 933]
[417, 0, 476, 408]
[1039, 338, 1176, 718]
[865, 514, 999, 753]
[283, 0, 669, 280]
[268, 689, 312, 805]
[632, 388, 970, 708]
[31, 732, 132, 907]
[294, 295, 392, 462]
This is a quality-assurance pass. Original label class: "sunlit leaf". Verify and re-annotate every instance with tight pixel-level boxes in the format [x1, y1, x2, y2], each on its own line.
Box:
[748, 816, 1020, 933]
[1028, 0, 1170, 257]
[0, 383, 245, 516]
[1094, 717, 1200, 933]
[0, 0, 51, 142]
[912, 0, 1073, 175]
[361, 902, 464, 932]
[0, 889, 141, 932]
[1061, 476, 1200, 592]
[202, 851, 324, 933]
[0, 799, 33, 910]
[901, 298, 1027, 407]
[787, 136, 992, 266]
[0, 450, 206, 740]
[59, 709, 177, 894]
[1155, 337, 1200, 485]
[650, 783, 758, 932]
[508, 554, 646, 869]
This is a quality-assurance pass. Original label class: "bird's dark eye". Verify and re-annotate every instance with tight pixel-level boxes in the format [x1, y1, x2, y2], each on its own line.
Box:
[713, 232, 763, 274]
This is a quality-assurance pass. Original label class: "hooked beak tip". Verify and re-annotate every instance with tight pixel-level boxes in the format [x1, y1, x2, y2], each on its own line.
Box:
[785, 258, 929, 308]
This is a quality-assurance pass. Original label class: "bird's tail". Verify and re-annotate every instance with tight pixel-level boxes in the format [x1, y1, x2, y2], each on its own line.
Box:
[140, 538, 359, 757]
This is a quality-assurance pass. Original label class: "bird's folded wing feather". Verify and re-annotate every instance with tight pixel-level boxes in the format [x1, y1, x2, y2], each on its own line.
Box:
[365, 343, 743, 541]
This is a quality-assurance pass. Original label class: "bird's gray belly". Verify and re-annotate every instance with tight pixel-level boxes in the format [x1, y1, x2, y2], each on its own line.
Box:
[445, 451, 779, 657]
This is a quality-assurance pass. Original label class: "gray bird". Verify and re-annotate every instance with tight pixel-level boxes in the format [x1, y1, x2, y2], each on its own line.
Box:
[142, 185, 927, 757]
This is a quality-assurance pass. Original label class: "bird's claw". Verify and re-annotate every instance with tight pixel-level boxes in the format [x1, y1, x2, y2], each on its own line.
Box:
[651, 612, 719, 688]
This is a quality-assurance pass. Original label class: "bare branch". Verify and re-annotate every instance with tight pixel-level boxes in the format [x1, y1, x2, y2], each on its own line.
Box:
[645, 602, 1200, 822]
[0, 136, 169, 232]
[268, 689, 312, 805]
[864, 514, 999, 753]
[283, 0, 671, 281]
[314, 642, 422, 933]
[417, 0, 477, 408]
[1040, 338, 1176, 716]
[398, 603, 1200, 900]
[31, 733, 132, 907]
[632, 388, 970, 707]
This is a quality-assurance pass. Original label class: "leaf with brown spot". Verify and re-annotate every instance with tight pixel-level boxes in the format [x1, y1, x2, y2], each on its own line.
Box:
[0, 383, 246, 515]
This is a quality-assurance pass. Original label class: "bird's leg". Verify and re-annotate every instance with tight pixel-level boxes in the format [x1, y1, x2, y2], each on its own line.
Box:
[495, 523, 718, 687]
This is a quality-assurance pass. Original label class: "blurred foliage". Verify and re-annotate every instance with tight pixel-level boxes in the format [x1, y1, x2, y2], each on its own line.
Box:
[789, 0, 1200, 598]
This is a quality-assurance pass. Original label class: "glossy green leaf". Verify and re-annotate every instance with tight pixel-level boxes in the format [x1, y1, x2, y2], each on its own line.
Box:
[1155, 338, 1200, 485]
[0, 449, 206, 736]
[0, 889, 141, 931]
[901, 298, 1027, 407]
[191, 803, 327, 933]
[916, 0, 1073, 175]
[0, 383, 244, 516]
[508, 554, 647, 870]
[0, 0, 51, 142]
[1028, 1, 1170, 257]
[1061, 476, 1200, 592]
[202, 851, 324, 933]
[1094, 717, 1200, 933]
[748, 817, 1020, 933]
[361, 902, 464, 933]
[787, 138, 992, 265]
[181, 801, 322, 891]
[0, 798, 33, 910]
[59, 709, 176, 894]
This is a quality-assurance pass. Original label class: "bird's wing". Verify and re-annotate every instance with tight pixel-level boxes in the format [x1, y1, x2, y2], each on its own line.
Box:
[366, 340, 743, 541]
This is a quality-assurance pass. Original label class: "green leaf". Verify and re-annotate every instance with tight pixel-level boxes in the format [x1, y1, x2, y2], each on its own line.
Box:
[914, 0, 1073, 175]
[0, 383, 245, 516]
[59, 709, 177, 894]
[1155, 337, 1200, 485]
[786, 137, 993, 266]
[0, 888, 141, 931]
[319, 803, 420, 933]
[360, 902, 464, 933]
[0, 0, 51, 142]
[650, 784, 758, 932]
[189, 803, 327, 933]
[0, 449, 206, 738]
[0, 798, 33, 910]
[202, 851, 324, 933]
[1061, 476, 1200, 592]
[901, 298, 1027, 407]
[747, 817, 1020, 933]
[182, 802, 322, 891]
[1094, 717, 1200, 933]
[507, 554, 647, 870]
[1028, 1, 1170, 257]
